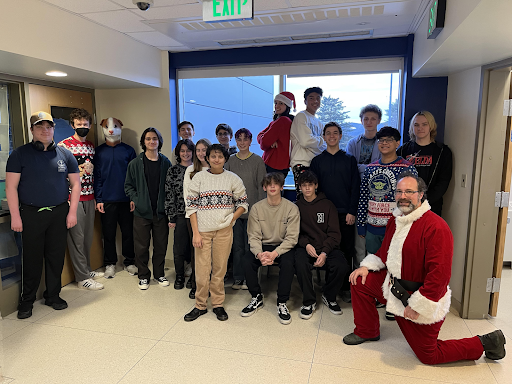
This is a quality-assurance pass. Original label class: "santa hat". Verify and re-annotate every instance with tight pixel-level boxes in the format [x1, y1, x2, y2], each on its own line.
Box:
[274, 91, 296, 112]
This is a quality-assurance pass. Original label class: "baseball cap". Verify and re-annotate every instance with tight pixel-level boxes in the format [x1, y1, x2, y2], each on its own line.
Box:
[30, 111, 54, 126]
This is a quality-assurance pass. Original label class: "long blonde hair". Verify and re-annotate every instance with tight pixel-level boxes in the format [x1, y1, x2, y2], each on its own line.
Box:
[409, 111, 437, 142]
[190, 138, 212, 179]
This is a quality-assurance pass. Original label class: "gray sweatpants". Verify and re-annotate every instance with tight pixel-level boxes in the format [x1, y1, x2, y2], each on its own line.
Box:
[353, 226, 367, 268]
[67, 199, 95, 281]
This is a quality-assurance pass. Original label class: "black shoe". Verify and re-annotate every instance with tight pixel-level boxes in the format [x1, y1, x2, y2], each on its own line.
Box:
[44, 297, 68, 310]
[189, 288, 196, 299]
[479, 330, 506, 360]
[375, 300, 385, 308]
[341, 290, 351, 304]
[385, 311, 395, 321]
[241, 294, 264, 317]
[213, 307, 229, 321]
[184, 307, 207, 322]
[174, 275, 185, 290]
[186, 279, 192, 289]
[322, 295, 342, 315]
[17, 304, 33, 319]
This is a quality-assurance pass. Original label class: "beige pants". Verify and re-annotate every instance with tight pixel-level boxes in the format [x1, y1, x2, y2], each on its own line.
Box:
[194, 225, 233, 310]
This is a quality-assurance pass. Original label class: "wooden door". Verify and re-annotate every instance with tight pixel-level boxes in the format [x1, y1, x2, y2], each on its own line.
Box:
[28, 84, 102, 286]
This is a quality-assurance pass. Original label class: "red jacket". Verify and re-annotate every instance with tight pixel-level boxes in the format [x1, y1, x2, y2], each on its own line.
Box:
[360, 201, 453, 325]
[257, 116, 292, 170]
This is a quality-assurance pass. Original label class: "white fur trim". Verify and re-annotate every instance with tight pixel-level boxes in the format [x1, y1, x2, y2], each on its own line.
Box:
[274, 94, 293, 108]
[360, 253, 385, 271]
[382, 275, 451, 325]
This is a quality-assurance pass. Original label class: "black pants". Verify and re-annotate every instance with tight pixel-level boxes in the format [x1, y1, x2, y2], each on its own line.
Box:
[19, 202, 68, 309]
[133, 215, 169, 280]
[173, 214, 191, 277]
[294, 247, 349, 305]
[101, 202, 135, 267]
[338, 212, 356, 292]
[185, 218, 196, 289]
[265, 164, 289, 178]
[292, 164, 309, 196]
[244, 245, 295, 304]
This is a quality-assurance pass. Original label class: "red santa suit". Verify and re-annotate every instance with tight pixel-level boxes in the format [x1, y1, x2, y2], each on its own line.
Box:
[351, 200, 484, 365]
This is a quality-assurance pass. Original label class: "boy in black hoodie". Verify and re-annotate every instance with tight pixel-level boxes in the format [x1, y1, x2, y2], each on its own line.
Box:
[294, 170, 350, 320]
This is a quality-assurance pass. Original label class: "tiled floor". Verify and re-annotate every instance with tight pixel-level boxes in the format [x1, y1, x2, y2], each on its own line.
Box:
[1, 264, 511, 384]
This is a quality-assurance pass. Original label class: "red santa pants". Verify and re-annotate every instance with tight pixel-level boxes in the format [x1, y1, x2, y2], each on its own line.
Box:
[351, 270, 484, 365]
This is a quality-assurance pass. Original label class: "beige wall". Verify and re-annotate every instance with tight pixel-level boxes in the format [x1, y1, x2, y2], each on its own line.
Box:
[443, 66, 483, 305]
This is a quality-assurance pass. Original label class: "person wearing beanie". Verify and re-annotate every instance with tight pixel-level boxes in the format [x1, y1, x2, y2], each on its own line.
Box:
[257, 91, 296, 178]
[290, 87, 327, 195]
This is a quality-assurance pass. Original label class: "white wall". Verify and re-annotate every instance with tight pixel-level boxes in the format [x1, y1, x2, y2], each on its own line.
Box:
[443, 66, 483, 304]
[0, 0, 162, 87]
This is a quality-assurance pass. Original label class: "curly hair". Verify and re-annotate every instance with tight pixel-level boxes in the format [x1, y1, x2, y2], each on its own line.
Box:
[261, 172, 285, 188]
[69, 108, 92, 126]
[175, 139, 195, 164]
[359, 104, 382, 120]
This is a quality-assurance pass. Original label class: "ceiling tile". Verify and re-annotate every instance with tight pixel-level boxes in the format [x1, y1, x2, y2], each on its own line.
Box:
[288, 0, 368, 7]
[83, 9, 155, 32]
[127, 31, 183, 46]
[42, 0, 123, 13]
[111, 0, 199, 8]
[135, 4, 202, 19]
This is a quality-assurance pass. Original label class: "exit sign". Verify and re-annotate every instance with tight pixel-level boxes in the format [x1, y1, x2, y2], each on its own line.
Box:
[203, 0, 254, 23]
[427, 0, 446, 39]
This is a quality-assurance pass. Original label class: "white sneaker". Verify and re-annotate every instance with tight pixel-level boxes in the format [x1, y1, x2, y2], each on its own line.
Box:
[138, 279, 149, 290]
[184, 262, 192, 277]
[155, 277, 170, 287]
[104, 265, 116, 279]
[79, 278, 104, 291]
[90, 270, 104, 279]
[124, 265, 138, 276]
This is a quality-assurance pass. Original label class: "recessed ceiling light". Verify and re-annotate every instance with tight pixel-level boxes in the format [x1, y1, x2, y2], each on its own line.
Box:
[45, 71, 67, 77]
[358, 22, 369, 25]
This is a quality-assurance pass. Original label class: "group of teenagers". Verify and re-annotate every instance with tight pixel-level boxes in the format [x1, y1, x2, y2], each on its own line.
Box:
[6, 86, 507, 365]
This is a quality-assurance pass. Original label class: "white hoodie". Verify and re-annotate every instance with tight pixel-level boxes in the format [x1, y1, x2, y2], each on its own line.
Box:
[289, 110, 326, 168]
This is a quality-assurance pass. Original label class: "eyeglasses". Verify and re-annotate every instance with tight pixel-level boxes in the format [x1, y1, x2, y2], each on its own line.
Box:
[217, 132, 230, 137]
[377, 138, 396, 144]
[395, 190, 419, 197]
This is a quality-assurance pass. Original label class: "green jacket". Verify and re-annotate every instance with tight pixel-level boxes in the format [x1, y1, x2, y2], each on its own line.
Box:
[125, 152, 171, 220]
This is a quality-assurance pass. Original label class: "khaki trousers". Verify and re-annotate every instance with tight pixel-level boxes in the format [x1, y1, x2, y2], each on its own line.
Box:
[194, 225, 233, 310]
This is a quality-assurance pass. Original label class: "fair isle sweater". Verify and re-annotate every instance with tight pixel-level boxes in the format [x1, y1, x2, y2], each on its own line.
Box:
[185, 169, 249, 232]
[357, 157, 417, 236]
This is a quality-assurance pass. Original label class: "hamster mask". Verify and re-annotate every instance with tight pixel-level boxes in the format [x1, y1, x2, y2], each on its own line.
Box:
[100, 117, 123, 143]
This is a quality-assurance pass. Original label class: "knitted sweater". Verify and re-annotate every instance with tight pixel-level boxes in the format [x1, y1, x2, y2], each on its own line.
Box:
[257, 116, 292, 170]
[357, 157, 417, 236]
[58, 135, 95, 201]
[247, 198, 300, 257]
[290, 110, 326, 167]
[164, 163, 188, 223]
[225, 153, 267, 219]
[185, 169, 248, 232]
[182, 165, 208, 206]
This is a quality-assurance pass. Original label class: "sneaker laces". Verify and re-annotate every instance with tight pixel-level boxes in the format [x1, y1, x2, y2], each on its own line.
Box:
[278, 303, 289, 315]
[248, 296, 259, 308]
[140, 279, 148, 284]
[301, 305, 313, 311]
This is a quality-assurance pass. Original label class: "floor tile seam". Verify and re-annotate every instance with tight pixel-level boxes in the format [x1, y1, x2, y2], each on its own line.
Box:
[115, 339, 160, 384]
[156, 339, 314, 364]
[307, 304, 324, 384]
[0, 321, 32, 343]
[158, 304, 196, 341]
[310, 361, 482, 384]
[21, 321, 163, 342]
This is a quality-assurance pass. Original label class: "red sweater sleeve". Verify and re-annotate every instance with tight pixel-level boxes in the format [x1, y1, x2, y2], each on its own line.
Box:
[258, 117, 292, 150]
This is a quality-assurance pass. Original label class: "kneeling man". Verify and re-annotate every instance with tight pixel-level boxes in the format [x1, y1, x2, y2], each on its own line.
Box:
[295, 170, 349, 319]
[241, 172, 300, 325]
[344, 171, 506, 364]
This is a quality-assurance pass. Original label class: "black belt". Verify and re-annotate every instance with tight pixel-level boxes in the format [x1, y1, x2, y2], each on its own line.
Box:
[389, 274, 423, 307]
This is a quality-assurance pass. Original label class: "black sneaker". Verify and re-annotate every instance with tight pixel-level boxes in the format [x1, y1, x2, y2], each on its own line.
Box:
[44, 297, 68, 310]
[277, 303, 292, 325]
[189, 288, 196, 299]
[186, 279, 192, 289]
[241, 294, 263, 317]
[174, 275, 185, 290]
[17, 303, 33, 319]
[299, 303, 316, 320]
[479, 330, 506, 360]
[322, 295, 342, 315]
[375, 300, 385, 308]
[385, 311, 395, 321]
[184, 307, 207, 322]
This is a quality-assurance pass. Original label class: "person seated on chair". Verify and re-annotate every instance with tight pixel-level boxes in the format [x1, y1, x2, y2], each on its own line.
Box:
[294, 170, 349, 320]
[240, 172, 300, 325]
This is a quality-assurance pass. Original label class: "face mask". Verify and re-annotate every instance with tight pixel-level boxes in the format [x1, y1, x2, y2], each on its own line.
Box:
[75, 128, 90, 137]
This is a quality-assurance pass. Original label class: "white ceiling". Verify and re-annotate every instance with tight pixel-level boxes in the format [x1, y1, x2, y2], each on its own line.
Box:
[40, 0, 431, 51]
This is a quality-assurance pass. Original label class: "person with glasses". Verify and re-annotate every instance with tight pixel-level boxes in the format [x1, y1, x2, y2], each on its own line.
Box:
[6, 111, 80, 319]
[397, 111, 452, 217]
[215, 123, 237, 156]
[344, 171, 506, 365]
[357, 127, 417, 256]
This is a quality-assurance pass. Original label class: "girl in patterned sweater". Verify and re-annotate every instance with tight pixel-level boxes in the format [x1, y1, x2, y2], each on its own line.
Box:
[184, 144, 248, 322]
[165, 139, 194, 291]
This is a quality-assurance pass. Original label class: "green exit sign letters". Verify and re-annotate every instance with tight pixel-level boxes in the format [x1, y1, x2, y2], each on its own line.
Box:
[203, 0, 254, 23]
[427, 0, 446, 39]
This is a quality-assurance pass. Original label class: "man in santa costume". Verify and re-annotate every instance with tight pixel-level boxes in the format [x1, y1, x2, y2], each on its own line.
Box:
[343, 171, 506, 364]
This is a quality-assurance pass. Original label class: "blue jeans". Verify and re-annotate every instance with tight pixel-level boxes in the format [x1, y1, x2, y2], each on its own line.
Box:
[232, 218, 249, 280]
[365, 231, 385, 255]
